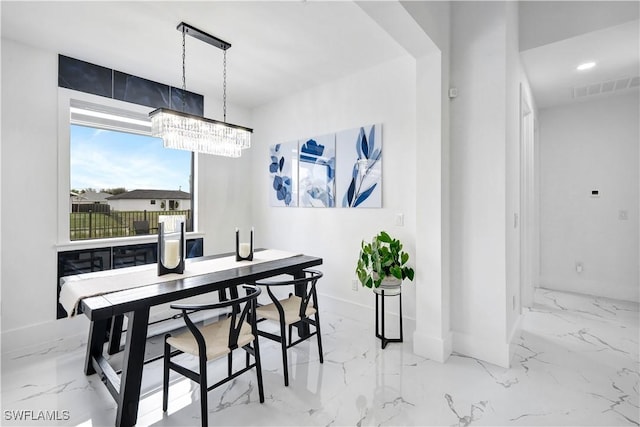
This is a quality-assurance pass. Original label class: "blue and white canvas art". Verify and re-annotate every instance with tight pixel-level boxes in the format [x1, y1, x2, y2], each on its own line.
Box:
[336, 124, 382, 208]
[269, 141, 298, 207]
[298, 135, 336, 207]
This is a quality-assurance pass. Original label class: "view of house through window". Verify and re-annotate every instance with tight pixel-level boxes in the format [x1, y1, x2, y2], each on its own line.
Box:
[70, 123, 193, 240]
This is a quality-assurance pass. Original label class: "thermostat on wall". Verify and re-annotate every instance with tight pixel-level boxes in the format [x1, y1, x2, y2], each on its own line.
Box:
[591, 190, 599, 198]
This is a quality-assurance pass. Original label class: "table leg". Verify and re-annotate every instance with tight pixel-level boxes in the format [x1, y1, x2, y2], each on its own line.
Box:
[85, 318, 109, 375]
[108, 315, 124, 355]
[115, 308, 150, 427]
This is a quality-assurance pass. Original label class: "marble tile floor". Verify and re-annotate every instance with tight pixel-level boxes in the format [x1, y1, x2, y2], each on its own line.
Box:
[1, 288, 638, 426]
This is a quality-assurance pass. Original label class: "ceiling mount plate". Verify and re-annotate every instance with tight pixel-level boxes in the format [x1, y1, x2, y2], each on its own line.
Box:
[177, 22, 231, 51]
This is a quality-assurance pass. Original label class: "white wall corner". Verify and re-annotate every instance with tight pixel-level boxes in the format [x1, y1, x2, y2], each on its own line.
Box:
[357, 0, 439, 58]
[508, 311, 524, 363]
[452, 331, 511, 368]
[413, 329, 452, 363]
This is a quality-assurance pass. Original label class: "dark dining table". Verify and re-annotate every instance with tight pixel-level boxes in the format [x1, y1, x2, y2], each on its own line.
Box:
[73, 251, 322, 427]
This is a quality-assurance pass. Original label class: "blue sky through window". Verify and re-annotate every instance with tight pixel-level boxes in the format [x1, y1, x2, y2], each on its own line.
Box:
[70, 125, 191, 193]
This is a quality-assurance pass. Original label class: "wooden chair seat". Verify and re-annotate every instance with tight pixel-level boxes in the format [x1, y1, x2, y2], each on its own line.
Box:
[256, 295, 316, 325]
[166, 318, 254, 361]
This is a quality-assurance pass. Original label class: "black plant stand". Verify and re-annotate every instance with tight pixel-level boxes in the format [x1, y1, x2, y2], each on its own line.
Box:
[374, 287, 403, 349]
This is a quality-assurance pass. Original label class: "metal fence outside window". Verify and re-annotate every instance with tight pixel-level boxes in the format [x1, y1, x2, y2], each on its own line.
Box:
[70, 209, 192, 240]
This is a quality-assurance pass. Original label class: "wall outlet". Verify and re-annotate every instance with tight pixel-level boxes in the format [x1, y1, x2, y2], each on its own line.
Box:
[575, 262, 583, 274]
[352, 279, 359, 291]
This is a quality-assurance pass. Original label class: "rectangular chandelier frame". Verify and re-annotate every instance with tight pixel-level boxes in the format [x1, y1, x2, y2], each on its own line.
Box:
[149, 107, 253, 133]
[150, 108, 253, 158]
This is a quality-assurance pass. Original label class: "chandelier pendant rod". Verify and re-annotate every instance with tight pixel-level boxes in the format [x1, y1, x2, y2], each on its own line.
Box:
[181, 26, 186, 111]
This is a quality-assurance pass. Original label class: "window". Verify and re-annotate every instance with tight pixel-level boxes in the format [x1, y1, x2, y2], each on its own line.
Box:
[69, 100, 193, 241]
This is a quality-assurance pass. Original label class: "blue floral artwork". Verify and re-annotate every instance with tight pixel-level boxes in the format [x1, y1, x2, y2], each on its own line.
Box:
[269, 141, 298, 207]
[299, 134, 336, 207]
[336, 124, 382, 208]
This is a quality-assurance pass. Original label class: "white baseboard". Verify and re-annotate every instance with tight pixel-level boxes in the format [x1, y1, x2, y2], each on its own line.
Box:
[317, 292, 373, 321]
[452, 331, 511, 368]
[1, 316, 89, 357]
[508, 312, 523, 364]
[413, 329, 452, 363]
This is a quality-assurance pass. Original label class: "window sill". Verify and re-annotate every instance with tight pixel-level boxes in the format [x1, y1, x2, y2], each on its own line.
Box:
[56, 232, 205, 252]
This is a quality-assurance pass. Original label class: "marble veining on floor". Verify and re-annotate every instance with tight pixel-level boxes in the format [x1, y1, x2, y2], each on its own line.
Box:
[1, 288, 638, 426]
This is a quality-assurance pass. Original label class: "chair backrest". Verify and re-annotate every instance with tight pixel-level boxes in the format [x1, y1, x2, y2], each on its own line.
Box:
[252, 269, 323, 318]
[171, 285, 261, 351]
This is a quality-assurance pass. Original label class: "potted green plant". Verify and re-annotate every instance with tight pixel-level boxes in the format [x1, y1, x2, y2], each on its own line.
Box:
[356, 231, 415, 289]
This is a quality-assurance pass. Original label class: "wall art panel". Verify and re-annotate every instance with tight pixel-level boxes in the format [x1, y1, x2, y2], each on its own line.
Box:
[299, 134, 336, 207]
[269, 141, 298, 207]
[336, 124, 382, 208]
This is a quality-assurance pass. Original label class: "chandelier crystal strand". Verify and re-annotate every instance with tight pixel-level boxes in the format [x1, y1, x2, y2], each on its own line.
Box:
[152, 111, 243, 157]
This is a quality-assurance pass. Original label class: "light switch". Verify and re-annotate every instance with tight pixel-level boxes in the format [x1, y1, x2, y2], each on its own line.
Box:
[395, 213, 404, 227]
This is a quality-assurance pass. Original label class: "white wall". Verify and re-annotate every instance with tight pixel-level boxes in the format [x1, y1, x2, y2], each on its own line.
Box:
[401, 1, 451, 53]
[0, 37, 253, 350]
[1, 39, 63, 342]
[449, 1, 521, 367]
[400, 1, 453, 363]
[250, 55, 418, 323]
[539, 92, 640, 302]
[197, 79, 254, 256]
[505, 0, 521, 345]
[358, 0, 452, 362]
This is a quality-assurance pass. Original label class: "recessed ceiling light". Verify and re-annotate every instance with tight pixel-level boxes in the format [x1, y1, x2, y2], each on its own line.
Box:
[577, 62, 596, 71]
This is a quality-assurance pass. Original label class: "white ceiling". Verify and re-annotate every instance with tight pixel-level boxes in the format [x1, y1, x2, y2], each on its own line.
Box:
[0, 1, 407, 109]
[2, 1, 638, 112]
[520, 19, 640, 109]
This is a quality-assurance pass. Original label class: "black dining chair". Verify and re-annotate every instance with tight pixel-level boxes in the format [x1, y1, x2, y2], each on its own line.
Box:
[253, 269, 324, 386]
[163, 284, 264, 427]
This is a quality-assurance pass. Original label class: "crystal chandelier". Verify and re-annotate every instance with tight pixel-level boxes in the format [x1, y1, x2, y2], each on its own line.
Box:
[150, 22, 252, 158]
